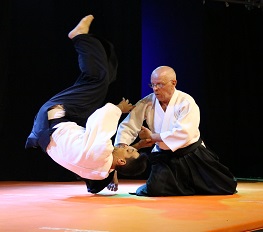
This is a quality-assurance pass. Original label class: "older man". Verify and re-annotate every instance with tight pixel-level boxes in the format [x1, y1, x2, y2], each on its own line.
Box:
[115, 66, 237, 196]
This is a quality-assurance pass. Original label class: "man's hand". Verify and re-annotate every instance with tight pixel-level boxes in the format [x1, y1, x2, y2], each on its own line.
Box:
[139, 126, 152, 139]
[132, 138, 155, 150]
[117, 98, 135, 113]
[107, 171, 118, 191]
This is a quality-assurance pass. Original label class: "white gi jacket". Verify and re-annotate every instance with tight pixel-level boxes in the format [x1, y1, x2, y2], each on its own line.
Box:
[46, 103, 121, 180]
[114, 89, 201, 152]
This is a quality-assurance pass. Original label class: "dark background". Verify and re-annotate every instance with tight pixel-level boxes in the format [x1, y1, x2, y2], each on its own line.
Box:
[0, 0, 262, 181]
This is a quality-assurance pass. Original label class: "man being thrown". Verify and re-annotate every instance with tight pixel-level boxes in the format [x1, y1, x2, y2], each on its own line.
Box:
[25, 15, 147, 194]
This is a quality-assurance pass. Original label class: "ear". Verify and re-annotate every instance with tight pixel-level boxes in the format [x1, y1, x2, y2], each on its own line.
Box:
[117, 158, 126, 166]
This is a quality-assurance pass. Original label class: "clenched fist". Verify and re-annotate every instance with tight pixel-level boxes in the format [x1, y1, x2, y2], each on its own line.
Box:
[139, 126, 152, 139]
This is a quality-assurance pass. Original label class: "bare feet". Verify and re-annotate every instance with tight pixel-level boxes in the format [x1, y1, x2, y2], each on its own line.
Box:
[68, 15, 94, 39]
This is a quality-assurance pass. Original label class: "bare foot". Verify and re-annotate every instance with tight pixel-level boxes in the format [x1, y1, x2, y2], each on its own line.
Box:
[68, 15, 94, 39]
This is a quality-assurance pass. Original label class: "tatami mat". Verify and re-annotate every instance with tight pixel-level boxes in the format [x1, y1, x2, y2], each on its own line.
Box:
[0, 180, 263, 232]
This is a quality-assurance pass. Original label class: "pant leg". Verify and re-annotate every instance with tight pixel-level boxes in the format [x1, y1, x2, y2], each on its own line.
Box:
[49, 34, 118, 126]
[25, 34, 118, 150]
[73, 34, 118, 85]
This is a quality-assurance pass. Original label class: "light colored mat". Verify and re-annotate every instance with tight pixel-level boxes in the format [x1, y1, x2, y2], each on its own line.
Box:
[0, 180, 263, 232]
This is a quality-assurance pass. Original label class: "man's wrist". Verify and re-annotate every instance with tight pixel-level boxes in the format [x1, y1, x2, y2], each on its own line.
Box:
[132, 142, 140, 150]
[116, 104, 123, 112]
[151, 133, 160, 142]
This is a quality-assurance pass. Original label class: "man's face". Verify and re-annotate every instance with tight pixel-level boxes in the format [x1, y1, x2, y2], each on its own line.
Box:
[150, 75, 176, 103]
[113, 146, 140, 160]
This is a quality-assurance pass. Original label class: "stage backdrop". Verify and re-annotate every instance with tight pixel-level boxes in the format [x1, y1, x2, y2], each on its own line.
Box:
[141, 0, 262, 180]
[0, 0, 262, 181]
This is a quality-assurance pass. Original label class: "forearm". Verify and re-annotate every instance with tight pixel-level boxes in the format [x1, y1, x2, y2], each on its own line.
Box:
[131, 142, 143, 150]
[114, 99, 150, 146]
[131, 138, 155, 150]
[116, 141, 144, 150]
[113, 170, 118, 183]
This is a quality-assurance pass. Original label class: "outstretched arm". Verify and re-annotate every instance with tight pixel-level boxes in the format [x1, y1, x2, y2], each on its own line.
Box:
[116, 126, 156, 150]
[107, 170, 118, 191]
[132, 138, 155, 150]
